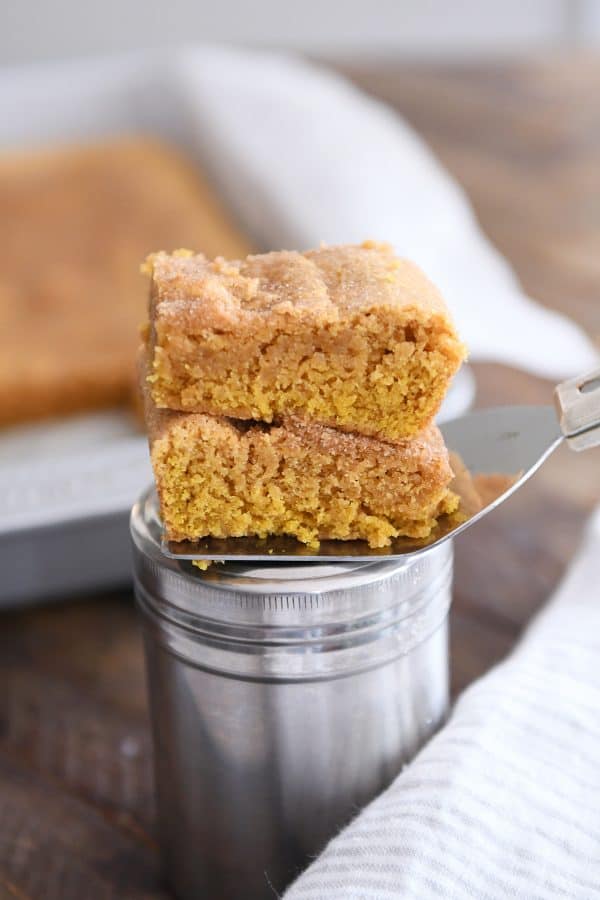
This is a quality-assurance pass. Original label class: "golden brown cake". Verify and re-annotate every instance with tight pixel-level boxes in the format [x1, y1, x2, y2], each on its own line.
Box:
[0, 137, 251, 427]
[145, 241, 466, 442]
[145, 394, 459, 549]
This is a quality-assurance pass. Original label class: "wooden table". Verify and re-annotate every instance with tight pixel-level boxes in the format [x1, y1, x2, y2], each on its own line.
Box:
[1, 57, 599, 899]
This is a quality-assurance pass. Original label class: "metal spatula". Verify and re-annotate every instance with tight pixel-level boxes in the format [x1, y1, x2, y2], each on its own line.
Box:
[162, 368, 600, 562]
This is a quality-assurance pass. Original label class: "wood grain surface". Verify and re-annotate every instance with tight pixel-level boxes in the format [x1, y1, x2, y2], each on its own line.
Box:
[1, 56, 599, 899]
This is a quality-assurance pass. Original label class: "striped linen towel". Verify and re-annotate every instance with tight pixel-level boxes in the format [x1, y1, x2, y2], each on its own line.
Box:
[285, 509, 600, 899]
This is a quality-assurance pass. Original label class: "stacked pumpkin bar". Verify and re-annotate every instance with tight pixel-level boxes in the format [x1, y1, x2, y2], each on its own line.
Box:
[141, 241, 466, 548]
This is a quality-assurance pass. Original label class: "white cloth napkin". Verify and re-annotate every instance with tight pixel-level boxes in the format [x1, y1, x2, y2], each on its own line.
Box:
[175, 47, 598, 381]
[285, 509, 600, 899]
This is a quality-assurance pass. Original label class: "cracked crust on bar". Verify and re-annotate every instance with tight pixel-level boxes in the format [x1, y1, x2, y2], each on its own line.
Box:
[145, 241, 466, 442]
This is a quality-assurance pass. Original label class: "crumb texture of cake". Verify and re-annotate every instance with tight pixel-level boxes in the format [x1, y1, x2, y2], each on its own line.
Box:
[0, 137, 251, 426]
[148, 404, 458, 549]
[146, 241, 466, 441]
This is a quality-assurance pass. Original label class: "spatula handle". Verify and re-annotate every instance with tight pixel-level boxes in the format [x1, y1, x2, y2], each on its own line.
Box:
[555, 367, 600, 451]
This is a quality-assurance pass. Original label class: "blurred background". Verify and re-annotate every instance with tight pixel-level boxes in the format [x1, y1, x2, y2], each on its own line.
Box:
[3, 0, 600, 62]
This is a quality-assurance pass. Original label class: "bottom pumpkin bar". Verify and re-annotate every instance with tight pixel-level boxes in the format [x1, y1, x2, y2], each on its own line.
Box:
[147, 403, 458, 549]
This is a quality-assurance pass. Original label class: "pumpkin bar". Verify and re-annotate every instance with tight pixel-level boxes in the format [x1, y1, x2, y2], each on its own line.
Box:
[0, 137, 251, 427]
[145, 241, 466, 442]
[145, 391, 458, 549]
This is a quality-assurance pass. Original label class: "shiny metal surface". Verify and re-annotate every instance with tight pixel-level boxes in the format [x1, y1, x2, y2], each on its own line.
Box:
[554, 366, 600, 451]
[131, 492, 452, 899]
[162, 403, 564, 562]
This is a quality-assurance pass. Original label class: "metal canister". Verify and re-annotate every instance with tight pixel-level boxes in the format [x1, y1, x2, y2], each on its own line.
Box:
[130, 488, 453, 899]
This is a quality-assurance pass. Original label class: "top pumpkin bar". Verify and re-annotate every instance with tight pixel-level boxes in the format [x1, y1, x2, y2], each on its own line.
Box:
[145, 241, 466, 441]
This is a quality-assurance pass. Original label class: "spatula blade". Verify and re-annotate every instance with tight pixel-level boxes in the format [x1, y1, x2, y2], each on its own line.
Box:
[440, 405, 561, 474]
